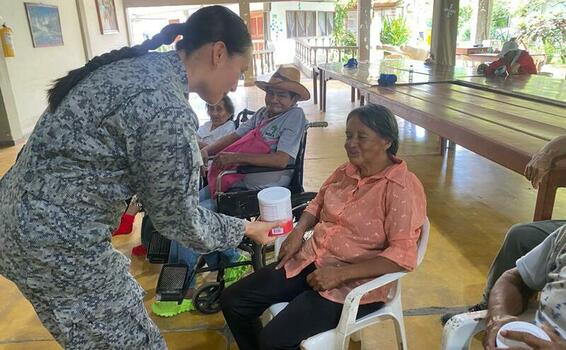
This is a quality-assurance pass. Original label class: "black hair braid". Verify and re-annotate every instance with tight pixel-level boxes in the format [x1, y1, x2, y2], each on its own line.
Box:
[47, 23, 185, 112]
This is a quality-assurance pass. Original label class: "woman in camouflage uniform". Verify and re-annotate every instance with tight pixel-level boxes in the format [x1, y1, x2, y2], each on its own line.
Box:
[0, 6, 277, 349]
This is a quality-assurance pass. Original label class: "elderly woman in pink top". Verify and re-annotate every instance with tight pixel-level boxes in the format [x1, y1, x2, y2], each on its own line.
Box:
[221, 104, 427, 350]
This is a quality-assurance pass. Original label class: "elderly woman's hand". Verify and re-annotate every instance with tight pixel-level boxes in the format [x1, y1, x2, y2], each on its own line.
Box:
[483, 314, 519, 350]
[276, 229, 304, 269]
[212, 152, 239, 169]
[306, 266, 346, 291]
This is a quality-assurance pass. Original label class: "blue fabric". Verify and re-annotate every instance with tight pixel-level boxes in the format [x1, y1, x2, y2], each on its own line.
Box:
[168, 240, 240, 288]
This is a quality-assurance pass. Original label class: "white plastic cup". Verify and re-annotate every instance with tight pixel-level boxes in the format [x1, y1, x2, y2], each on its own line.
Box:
[496, 321, 551, 349]
[257, 187, 293, 236]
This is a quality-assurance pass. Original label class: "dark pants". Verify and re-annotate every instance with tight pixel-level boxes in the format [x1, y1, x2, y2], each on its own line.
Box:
[481, 220, 566, 303]
[220, 263, 383, 350]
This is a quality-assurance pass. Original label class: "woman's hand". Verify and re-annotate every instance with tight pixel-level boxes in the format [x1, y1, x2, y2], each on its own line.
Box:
[496, 323, 566, 350]
[483, 314, 519, 350]
[276, 230, 304, 269]
[306, 266, 346, 291]
[244, 220, 282, 245]
[525, 150, 553, 189]
[213, 152, 239, 169]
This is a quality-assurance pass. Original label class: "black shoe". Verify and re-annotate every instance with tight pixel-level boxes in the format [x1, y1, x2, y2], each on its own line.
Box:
[440, 302, 487, 326]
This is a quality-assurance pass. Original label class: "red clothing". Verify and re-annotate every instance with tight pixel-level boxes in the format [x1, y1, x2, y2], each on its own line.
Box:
[284, 159, 427, 304]
[486, 50, 537, 76]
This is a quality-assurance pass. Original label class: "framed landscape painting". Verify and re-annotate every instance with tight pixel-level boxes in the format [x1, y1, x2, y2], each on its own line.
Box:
[24, 3, 64, 47]
[95, 0, 119, 34]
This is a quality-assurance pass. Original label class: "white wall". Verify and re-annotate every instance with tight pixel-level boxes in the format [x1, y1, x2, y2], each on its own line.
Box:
[269, 1, 335, 65]
[0, 0, 86, 138]
[79, 0, 129, 58]
[0, 0, 129, 144]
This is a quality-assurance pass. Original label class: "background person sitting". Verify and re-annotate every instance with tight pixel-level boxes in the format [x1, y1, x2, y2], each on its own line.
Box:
[220, 104, 427, 350]
[441, 135, 566, 325]
[152, 66, 310, 317]
[483, 224, 566, 350]
[198, 95, 236, 148]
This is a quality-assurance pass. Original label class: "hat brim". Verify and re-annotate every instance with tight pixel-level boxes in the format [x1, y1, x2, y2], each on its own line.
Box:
[255, 81, 311, 101]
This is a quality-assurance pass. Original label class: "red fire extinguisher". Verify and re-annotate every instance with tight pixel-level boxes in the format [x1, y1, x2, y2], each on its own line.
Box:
[1, 23, 15, 58]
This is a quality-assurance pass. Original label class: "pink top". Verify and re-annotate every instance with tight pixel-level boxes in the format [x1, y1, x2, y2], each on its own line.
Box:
[284, 159, 427, 304]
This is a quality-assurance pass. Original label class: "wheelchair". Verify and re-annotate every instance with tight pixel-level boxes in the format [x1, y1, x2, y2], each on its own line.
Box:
[146, 109, 327, 314]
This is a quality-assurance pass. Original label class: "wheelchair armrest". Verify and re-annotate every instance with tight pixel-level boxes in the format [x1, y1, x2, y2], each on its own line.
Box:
[236, 164, 295, 174]
[337, 272, 408, 334]
[441, 310, 487, 350]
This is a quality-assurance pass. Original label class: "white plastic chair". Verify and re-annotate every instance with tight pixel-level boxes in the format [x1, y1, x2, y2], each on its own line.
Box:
[268, 217, 431, 350]
[441, 306, 537, 350]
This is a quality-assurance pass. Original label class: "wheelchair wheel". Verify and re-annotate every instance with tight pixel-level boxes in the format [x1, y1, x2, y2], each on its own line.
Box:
[193, 282, 222, 314]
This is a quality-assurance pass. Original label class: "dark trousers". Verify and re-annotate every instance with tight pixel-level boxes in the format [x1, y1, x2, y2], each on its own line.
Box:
[220, 263, 383, 350]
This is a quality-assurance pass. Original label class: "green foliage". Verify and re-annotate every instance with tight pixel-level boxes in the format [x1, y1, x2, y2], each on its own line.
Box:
[380, 17, 410, 46]
[458, 4, 472, 42]
[518, 11, 566, 63]
[333, 0, 357, 46]
[490, 0, 511, 41]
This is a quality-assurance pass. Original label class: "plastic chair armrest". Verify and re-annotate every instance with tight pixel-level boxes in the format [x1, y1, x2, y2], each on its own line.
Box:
[336, 272, 407, 333]
[441, 310, 487, 350]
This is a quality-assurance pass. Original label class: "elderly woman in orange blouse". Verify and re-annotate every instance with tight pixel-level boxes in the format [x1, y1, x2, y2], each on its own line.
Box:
[220, 104, 427, 350]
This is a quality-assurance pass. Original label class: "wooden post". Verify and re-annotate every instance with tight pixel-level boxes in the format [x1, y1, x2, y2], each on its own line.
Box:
[431, 0, 459, 66]
[471, 0, 493, 45]
[239, 0, 254, 86]
[357, 0, 371, 61]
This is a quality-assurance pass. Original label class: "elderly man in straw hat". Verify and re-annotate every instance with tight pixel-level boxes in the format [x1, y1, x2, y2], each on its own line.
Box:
[151, 66, 310, 317]
[202, 64, 310, 202]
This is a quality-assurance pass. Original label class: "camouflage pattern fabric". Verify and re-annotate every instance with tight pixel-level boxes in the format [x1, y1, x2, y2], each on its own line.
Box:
[0, 51, 245, 349]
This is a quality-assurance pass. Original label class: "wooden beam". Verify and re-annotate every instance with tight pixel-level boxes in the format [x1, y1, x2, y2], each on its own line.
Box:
[470, 0, 493, 45]
[431, 0, 459, 66]
[357, 0, 371, 61]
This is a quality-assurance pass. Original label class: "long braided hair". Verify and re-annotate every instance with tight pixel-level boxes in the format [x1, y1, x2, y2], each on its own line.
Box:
[47, 5, 251, 112]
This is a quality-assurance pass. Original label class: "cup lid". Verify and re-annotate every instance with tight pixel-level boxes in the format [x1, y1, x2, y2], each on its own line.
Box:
[496, 322, 551, 349]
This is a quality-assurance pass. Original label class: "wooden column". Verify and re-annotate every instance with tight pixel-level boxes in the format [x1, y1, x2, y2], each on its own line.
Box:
[470, 0, 493, 45]
[239, 0, 254, 86]
[431, 0, 459, 66]
[357, 0, 371, 62]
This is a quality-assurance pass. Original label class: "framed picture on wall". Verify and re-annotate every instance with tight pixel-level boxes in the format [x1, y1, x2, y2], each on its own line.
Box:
[95, 0, 119, 34]
[24, 3, 64, 47]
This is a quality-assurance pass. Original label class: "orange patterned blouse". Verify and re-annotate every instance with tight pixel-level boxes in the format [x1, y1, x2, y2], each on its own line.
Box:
[284, 158, 427, 304]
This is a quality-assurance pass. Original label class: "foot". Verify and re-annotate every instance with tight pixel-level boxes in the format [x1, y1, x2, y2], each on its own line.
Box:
[131, 244, 147, 257]
[151, 299, 194, 317]
[224, 255, 251, 286]
[112, 213, 136, 236]
[440, 302, 487, 325]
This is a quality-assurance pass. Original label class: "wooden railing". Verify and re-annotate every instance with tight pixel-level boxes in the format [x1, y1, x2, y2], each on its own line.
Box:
[294, 37, 358, 76]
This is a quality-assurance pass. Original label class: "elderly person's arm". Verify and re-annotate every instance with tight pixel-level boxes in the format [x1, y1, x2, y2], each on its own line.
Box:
[483, 231, 558, 350]
[525, 135, 566, 188]
[276, 167, 341, 269]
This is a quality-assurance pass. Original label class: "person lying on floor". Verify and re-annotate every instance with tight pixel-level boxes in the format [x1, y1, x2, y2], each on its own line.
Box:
[480, 49, 537, 76]
[220, 104, 427, 350]
[482, 224, 566, 350]
[152, 66, 310, 317]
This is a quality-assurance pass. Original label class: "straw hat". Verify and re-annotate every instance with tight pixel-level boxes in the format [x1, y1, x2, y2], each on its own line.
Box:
[255, 65, 310, 101]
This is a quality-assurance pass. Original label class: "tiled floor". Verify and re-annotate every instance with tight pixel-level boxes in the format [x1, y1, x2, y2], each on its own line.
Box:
[0, 80, 564, 349]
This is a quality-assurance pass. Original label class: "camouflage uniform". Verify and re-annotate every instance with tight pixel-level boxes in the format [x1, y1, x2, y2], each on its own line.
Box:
[0, 51, 245, 349]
